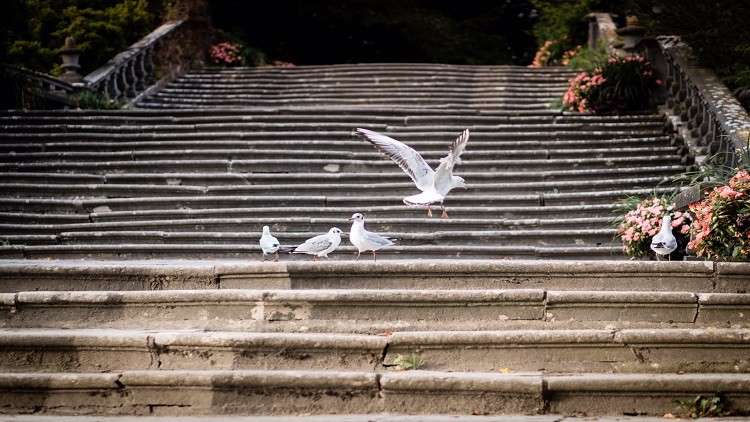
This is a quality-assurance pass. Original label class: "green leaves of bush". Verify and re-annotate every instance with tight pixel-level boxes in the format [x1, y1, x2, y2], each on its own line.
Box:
[5, 0, 161, 75]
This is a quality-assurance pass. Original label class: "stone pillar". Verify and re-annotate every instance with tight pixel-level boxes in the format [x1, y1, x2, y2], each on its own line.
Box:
[616, 16, 646, 53]
[58, 37, 82, 84]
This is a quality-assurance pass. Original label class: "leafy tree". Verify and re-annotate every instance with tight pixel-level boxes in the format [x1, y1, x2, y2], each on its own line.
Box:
[3, 0, 164, 75]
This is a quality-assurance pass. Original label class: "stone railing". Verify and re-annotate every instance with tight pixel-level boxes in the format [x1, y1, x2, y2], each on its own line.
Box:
[590, 14, 750, 208]
[4, 19, 188, 109]
[1, 65, 78, 108]
[83, 20, 186, 103]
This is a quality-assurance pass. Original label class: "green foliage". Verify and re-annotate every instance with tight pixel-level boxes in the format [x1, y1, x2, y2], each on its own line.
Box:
[624, 0, 750, 92]
[566, 42, 609, 71]
[392, 353, 425, 370]
[74, 90, 121, 109]
[531, 0, 593, 55]
[673, 135, 750, 188]
[4, 0, 164, 75]
[675, 395, 731, 418]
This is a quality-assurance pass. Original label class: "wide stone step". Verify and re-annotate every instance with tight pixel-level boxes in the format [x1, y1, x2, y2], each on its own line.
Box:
[0, 178, 675, 198]
[0, 121, 665, 134]
[139, 99, 556, 110]
[0, 147, 681, 164]
[0, 165, 682, 185]
[0, 111, 666, 124]
[0, 157, 686, 174]
[0, 189, 677, 211]
[0, 243, 622, 260]
[0, 137, 677, 155]
[1, 229, 616, 248]
[1, 328, 749, 373]
[0, 129, 668, 142]
[1, 288, 745, 327]
[0, 260, 742, 292]
[0, 215, 614, 233]
[0, 370, 748, 416]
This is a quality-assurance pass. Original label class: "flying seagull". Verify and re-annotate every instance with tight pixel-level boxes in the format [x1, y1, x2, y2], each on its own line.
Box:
[258, 225, 293, 261]
[292, 227, 343, 260]
[650, 214, 677, 260]
[349, 212, 396, 261]
[354, 128, 469, 218]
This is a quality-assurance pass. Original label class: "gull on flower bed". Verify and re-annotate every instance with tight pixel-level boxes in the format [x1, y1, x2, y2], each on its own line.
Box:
[616, 196, 691, 260]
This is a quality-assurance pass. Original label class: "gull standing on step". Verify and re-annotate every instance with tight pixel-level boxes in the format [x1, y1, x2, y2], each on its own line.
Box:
[354, 128, 470, 218]
[292, 227, 342, 260]
[259, 225, 293, 261]
[349, 213, 396, 261]
[650, 214, 677, 260]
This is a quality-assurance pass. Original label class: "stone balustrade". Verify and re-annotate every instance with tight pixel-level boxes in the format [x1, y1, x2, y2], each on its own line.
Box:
[83, 20, 186, 103]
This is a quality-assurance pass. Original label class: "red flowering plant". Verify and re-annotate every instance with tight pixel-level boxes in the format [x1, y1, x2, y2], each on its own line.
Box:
[688, 170, 750, 260]
[209, 42, 243, 66]
[563, 54, 663, 113]
[616, 196, 692, 259]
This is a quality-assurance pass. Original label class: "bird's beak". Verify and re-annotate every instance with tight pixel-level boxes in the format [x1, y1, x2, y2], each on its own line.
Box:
[348, 217, 354, 221]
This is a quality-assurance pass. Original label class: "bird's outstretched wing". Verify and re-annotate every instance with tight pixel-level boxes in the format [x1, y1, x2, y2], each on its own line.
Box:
[293, 234, 333, 254]
[434, 129, 470, 193]
[354, 128, 435, 192]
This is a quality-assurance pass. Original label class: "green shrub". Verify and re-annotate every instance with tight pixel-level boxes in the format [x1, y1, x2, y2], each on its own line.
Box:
[565, 42, 609, 71]
[4, 0, 163, 76]
[563, 55, 661, 113]
[74, 90, 121, 109]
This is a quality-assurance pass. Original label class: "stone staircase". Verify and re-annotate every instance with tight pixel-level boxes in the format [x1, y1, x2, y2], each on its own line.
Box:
[0, 260, 749, 417]
[0, 63, 689, 260]
[3, 63, 746, 419]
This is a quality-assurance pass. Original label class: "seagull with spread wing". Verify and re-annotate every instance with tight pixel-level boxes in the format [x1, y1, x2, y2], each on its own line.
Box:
[354, 128, 470, 218]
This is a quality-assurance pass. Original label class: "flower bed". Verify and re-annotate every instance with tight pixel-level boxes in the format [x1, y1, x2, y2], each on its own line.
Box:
[563, 54, 662, 113]
[616, 197, 691, 259]
[209, 42, 243, 66]
[689, 170, 750, 260]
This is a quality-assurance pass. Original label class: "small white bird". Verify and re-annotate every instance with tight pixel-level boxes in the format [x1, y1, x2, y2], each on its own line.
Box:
[292, 227, 343, 260]
[259, 225, 292, 261]
[650, 214, 677, 260]
[354, 128, 469, 218]
[349, 213, 396, 261]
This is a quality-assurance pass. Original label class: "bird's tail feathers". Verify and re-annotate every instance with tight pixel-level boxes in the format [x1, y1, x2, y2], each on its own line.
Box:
[278, 245, 296, 254]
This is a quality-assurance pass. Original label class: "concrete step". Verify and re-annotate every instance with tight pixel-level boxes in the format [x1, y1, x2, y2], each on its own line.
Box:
[0, 165, 682, 185]
[0, 111, 667, 124]
[1, 328, 749, 373]
[0, 370, 748, 415]
[0, 216, 616, 234]
[0, 260, 744, 292]
[0, 157, 686, 174]
[0, 415, 661, 422]
[0, 243, 623, 260]
[4, 229, 616, 248]
[0, 121, 666, 134]
[0, 288, 720, 327]
[0, 137, 677, 155]
[0, 147, 681, 164]
[0, 178, 677, 198]
[0, 130, 670, 143]
[0, 187, 678, 210]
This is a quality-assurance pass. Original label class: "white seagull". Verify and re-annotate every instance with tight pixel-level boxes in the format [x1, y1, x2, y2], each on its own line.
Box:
[349, 213, 396, 261]
[354, 128, 470, 218]
[292, 227, 342, 260]
[258, 225, 292, 261]
[650, 214, 677, 260]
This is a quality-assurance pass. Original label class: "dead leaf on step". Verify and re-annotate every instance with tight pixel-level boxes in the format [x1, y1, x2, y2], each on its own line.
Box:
[498, 367, 512, 373]
[662, 413, 676, 419]
[376, 331, 392, 336]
